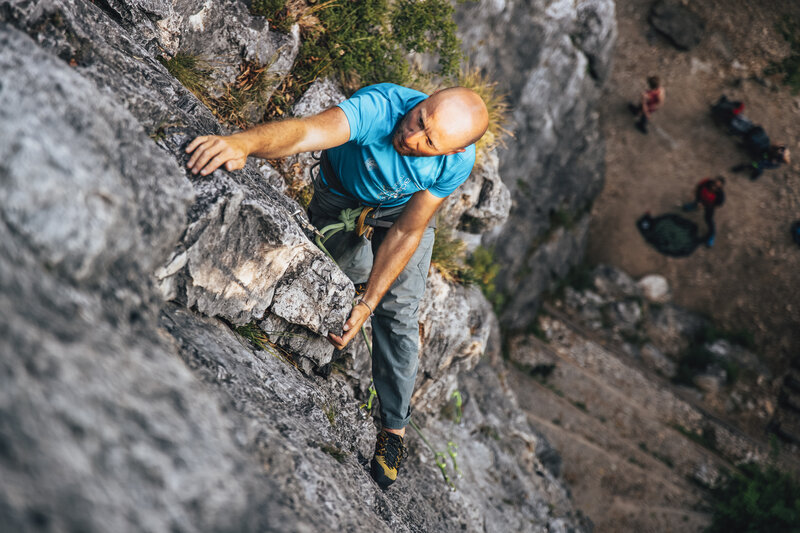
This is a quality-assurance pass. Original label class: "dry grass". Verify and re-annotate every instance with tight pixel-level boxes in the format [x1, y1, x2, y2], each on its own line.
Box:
[212, 60, 279, 129]
[456, 66, 512, 159]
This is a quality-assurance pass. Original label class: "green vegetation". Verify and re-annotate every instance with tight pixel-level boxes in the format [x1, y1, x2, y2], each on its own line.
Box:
[671, 423, 718, 453]
[212, 60, 279, 129]
[234, 321, 298, 367]
[673, 321, 754, 388]
[766, 20, 800, 94]
[707, 463, 800, 533]
[320, 443, 348, 463]
[159, 53, 213, 97]
[255, 0, 464, 117]
[466, 245, 505, 311]
[160, 54, 277, 129]
[323, 403, 337, 426]
[430, 221, 470, 284]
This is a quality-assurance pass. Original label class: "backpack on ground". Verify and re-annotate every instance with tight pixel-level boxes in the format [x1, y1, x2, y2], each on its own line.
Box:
[636, 213, 702, 257]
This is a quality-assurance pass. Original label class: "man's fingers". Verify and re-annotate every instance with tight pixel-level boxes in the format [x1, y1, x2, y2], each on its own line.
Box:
[327, 333, 345, 350]
[191, 143, 223, 175]
[201, 153, 230, 176]
[185, 136, 207, 154]
[186, 139, 213, 170]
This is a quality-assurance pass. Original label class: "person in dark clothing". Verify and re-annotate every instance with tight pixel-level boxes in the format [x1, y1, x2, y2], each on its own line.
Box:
[711, 95, 751, 135]
[682, 176, 726, 247]
[628, 75, 665, 134]
[732, 144, 791, 180]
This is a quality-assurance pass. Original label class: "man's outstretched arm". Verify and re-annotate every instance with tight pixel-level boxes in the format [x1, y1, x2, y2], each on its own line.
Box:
[328, 189, 444, 350]
[185, 106, 351, 175]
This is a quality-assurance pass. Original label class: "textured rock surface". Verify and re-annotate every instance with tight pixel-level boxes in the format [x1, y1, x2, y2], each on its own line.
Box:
[649, 0, 705, 51]
[2, 0, 354, 348]
[455, 0, 617, 329]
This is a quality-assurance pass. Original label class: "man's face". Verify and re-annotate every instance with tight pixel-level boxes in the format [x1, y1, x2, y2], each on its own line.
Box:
[392, 100, 448, 158]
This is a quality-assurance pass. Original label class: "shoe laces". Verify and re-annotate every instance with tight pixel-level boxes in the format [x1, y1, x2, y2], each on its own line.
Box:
[376, 431, 405, 469]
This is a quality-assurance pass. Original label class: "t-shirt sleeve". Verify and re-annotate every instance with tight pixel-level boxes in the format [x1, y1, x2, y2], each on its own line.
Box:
[337, 86, 393, 144]
[427, 148, 476, 198]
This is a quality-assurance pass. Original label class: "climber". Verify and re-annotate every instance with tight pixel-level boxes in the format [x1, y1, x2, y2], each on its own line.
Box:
[185, 83, 489, 490]
[628, 75, 665, 134]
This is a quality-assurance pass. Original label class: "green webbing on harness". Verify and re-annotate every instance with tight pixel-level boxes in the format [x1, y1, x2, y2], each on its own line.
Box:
[315, 207, 365, 260]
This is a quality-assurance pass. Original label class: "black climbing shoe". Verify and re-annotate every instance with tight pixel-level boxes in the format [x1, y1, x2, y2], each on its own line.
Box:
[370, 430, 405, 490]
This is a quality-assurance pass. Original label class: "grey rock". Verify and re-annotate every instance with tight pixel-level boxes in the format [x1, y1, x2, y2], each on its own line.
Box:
[637, 274, 671, 303]
[649, 0, 705, 51]
[501, 216, 593, 329]
[592, 264, 641, 300]
[641, 343, 677, 378]
[603, 300, 643, 334]
[455, 0, 616, 327]
[0, 23, 192, 297]
[413, 271, 497, 413]
[1, 0, 353, 336]
[441, 148, 511, 233]
[645, 303, 708, 357]
[98, 0, 300, 109]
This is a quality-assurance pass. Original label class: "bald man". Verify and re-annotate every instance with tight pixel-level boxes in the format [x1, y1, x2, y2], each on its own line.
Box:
[186, 83, 489, 489]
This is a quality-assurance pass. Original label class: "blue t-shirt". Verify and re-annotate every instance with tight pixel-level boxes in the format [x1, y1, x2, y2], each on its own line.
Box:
[324, 83, 475, 208]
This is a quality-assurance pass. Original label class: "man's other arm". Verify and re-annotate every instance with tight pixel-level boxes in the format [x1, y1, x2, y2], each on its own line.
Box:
[185, 107, 351, 175]
[328, 189, 444, 350]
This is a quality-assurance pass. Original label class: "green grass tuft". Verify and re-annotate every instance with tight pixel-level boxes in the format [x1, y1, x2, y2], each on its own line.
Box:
[430, 221, 470, 284]
[159, 53, 213, 99]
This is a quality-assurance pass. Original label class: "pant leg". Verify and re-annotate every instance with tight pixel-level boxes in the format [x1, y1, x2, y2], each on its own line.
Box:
[703, 206, 716, 244]
[369, 226, 435, 429]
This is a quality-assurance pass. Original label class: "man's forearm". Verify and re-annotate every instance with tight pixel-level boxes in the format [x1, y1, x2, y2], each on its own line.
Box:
[233, 119, 308, 159]
[361, 225, 425, 311]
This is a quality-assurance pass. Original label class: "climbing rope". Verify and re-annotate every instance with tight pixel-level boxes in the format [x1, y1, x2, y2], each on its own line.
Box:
[315, 206, 373, 259]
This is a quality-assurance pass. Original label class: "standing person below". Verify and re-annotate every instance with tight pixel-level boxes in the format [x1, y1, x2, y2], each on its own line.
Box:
[629, 75, 665, 134]
[185, 83, 489, 490]
[682, 176, 726, 247]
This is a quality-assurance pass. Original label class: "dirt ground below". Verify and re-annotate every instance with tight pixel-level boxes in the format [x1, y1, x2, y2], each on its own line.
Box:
[587, 0, 800, 372]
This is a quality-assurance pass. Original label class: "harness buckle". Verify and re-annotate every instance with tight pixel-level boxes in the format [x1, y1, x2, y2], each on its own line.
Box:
[356, 207, 375, 239]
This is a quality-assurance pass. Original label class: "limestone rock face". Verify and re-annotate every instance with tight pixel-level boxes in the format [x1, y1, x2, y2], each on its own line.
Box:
[440, 148, 511, 233]
[455, 0, 617, 329]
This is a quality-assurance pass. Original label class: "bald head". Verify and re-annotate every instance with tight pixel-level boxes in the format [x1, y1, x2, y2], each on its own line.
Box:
[392, 86, 489, 157]
[427, 87, 490, 149]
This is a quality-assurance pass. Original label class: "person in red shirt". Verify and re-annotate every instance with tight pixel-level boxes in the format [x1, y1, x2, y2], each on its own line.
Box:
[629, 75, 665, 134]
[682, 176, 725, 247]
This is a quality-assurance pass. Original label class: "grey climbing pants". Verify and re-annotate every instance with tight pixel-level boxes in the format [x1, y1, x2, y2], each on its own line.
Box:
[308, 186, 434, 430]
